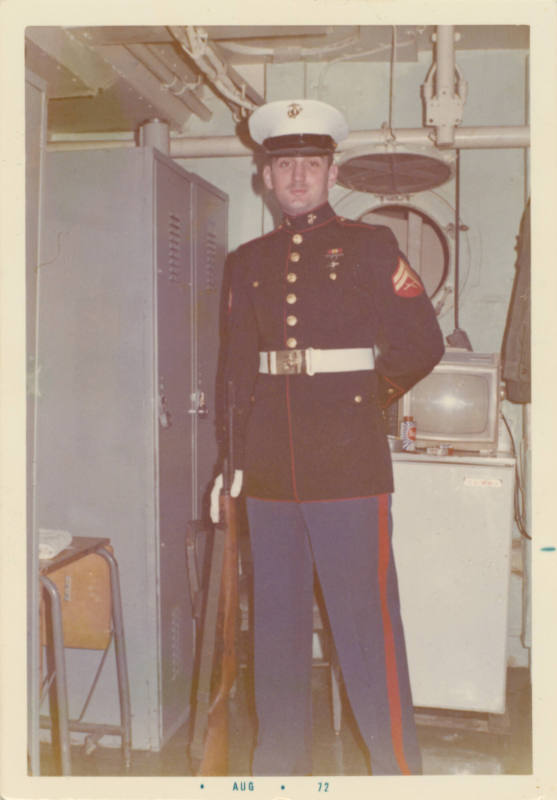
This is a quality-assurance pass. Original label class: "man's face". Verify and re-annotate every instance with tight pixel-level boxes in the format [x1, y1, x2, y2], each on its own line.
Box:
[263, 155, 338, 217]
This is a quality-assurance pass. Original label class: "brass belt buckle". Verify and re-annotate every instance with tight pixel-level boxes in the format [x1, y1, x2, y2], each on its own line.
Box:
[276, 349, 303, 374]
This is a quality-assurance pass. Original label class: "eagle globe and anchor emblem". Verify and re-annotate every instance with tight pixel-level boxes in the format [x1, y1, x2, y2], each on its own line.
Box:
[287, 102, 303, 118]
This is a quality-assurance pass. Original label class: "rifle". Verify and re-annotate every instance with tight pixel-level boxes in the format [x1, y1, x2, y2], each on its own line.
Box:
[189, 381, 239, 775]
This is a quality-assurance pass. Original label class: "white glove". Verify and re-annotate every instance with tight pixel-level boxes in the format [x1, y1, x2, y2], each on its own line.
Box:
[210, 469, 243, 524]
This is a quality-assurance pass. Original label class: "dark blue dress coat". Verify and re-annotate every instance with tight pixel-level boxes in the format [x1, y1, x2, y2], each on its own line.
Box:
[220, 202, 444, 501]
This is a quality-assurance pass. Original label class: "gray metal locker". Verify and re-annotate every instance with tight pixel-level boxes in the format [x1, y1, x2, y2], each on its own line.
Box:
[35, 146, 228, 751]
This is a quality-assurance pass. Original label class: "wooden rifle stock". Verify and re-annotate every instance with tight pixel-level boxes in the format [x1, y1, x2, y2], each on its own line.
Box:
[197, 488, 238, 774]
[190, 380, 238, 775]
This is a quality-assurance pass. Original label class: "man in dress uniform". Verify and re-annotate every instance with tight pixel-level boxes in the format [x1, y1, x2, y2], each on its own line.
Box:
[211, 99, 444, 776]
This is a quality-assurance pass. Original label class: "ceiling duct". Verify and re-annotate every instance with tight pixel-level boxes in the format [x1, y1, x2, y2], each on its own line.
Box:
[211, 26, 362, 63]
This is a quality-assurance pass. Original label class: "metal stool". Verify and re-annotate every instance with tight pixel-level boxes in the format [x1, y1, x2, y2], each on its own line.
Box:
[39, 536, 131, 775]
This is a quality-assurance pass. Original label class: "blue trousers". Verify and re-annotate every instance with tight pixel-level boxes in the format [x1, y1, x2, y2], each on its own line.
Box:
[246, 495, 421, 776]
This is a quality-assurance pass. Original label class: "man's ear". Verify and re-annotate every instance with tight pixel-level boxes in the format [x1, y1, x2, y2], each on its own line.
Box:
[262, 164, 274, 191]
[327, 162, 338, 190]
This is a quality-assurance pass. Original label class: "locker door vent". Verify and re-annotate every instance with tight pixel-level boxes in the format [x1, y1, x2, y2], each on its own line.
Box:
[204, 222, 218, 293]
[167, 212, 183, 283]
[170, 604, 184, 681]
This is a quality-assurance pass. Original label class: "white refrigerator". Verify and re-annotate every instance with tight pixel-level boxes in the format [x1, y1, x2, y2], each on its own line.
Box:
[391, 451, 516, 714]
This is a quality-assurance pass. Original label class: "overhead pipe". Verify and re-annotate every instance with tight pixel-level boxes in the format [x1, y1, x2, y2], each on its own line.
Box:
[422, 26, 468, 147]
[139, 119, 170, 155]
[437, 26, 456, 104]
[168, 126, 529, 156]
[344, 125, 528, 151]
[46, 125, 530, 156]
[167, 25, 263, 108]
[436, 26, 467, 146]
[168, 26, 259, 117]
[125, 43, 212, 122]
[46, 24, 527, 157]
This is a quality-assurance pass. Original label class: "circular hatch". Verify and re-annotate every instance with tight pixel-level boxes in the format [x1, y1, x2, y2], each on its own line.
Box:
[332, 187, 478, 319]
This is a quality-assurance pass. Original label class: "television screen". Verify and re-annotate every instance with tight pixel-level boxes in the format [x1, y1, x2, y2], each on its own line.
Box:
[411, 373, 491, 437]
[401, 350, 501, 452]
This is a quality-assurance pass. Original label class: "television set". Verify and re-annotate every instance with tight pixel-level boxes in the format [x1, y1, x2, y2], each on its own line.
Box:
[399, 349, 502, 454]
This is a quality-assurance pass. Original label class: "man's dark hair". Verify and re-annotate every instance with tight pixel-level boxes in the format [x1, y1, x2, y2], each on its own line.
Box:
[267, 152, 334, 167]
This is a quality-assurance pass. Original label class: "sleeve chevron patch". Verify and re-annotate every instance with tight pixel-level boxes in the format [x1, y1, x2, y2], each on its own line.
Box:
[391, 256, 424, 298]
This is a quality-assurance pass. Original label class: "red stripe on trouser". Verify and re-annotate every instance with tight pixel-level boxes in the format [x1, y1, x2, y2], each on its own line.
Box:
[378, 494, 412, 776]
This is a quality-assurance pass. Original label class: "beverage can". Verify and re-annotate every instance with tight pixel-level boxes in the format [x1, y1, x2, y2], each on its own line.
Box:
[401, 416, 417, 451]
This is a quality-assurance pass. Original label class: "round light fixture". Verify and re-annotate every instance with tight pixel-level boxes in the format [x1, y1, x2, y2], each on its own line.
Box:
[336, 146, 454, 195]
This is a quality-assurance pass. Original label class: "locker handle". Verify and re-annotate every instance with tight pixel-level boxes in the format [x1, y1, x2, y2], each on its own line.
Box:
[158, 392, 172, 428]
[197, 392, 209, 418]
[189, 391, 209, 418]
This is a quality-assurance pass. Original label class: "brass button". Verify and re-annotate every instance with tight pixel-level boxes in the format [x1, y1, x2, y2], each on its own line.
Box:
[387, 387, 396, 395]
[292, 233, 303, 245]
[286, 272, 297, 283]
[289, 252, 301, 263]
[252, 280, 260, 288]
[354, 395, 363, 404]
[329, 272, 337, 281]
[286, 315, 298, 327]
[286, 293, 297, 304]
[286, 337, 297, 349]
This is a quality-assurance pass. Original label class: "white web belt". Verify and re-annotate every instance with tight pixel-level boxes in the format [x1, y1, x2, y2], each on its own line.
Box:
[259, 347, 375, 376]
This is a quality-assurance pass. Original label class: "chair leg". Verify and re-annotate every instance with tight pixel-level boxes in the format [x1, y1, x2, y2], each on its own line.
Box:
[98, 547, 132, 768]
[40, 576, 72, 775]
